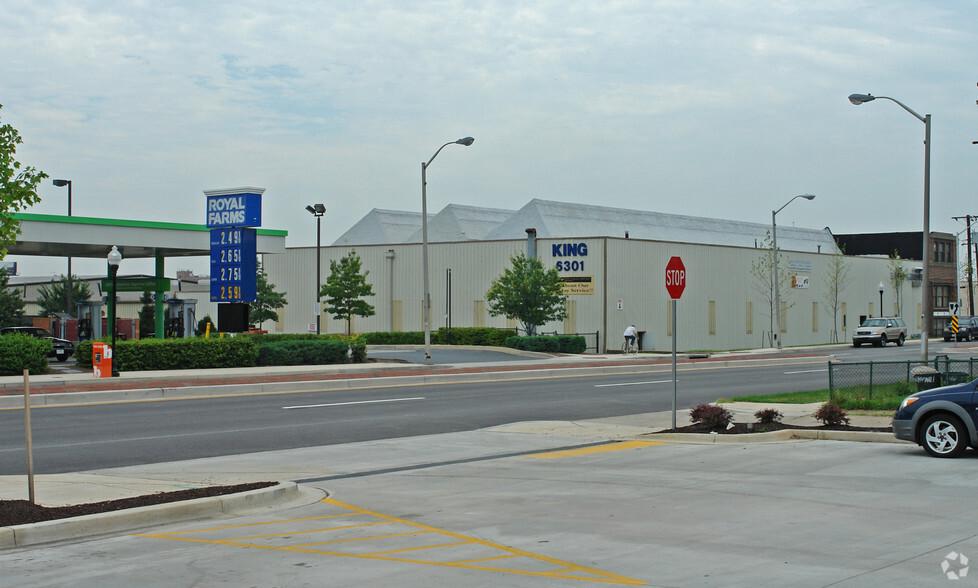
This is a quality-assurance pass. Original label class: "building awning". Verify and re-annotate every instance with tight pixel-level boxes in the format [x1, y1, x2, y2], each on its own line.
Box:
[9, 213, 287, 259]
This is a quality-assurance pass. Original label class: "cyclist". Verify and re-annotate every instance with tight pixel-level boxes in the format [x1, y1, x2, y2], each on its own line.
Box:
[623, 324, 638, 353]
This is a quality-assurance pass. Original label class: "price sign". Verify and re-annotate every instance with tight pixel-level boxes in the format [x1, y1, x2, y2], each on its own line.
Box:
[210, 228, 257, 302]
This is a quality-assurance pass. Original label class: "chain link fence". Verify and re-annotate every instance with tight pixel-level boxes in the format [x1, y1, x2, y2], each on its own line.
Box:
[829, 356, 978, 405]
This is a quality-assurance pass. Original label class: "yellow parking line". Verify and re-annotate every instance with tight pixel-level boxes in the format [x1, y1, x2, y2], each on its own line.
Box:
[526, 440, 660, 459]
[139, 497, 647, 585]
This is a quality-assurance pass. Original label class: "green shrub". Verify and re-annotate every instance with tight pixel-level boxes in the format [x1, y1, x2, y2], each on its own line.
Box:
[0, 334, 50, 375]
[504, 335, 586, 353]
[360, 331, 427, 345]
[256, 339, 349, 366]
[75, 337, 257, 371]
[349, 335, 367, 363]
[435, 327, 513, 346]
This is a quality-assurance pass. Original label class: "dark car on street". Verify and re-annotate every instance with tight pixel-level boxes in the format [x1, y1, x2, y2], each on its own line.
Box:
[943, 316, 978, 342]
[893, 377, 978, 457]
[0, 326, 75, 361]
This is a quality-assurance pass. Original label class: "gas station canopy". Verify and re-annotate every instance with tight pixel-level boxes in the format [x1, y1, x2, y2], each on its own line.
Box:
[9, 213, 287, 259]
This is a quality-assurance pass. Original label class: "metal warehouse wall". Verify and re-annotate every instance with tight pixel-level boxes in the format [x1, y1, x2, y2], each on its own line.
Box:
[263, 237, 922, 352]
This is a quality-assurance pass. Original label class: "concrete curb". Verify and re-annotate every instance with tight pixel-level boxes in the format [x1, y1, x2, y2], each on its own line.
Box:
[642, 430, 908, 444]
[0, 481, 309, 549]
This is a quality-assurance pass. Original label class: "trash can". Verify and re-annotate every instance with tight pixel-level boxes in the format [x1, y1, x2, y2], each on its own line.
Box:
[911, 366, 941, 391]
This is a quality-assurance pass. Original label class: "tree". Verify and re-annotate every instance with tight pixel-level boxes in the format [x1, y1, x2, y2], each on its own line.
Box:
[888, 251, 909, 317]
[821, 247, 851, 343]
[486, 252, 567, 335]
[138, 291, 155, 338]
[0, 267, 25, 327]
[750, 231, 794, 347]
[0, 104, 47, 259]
[250, 262, 288, 330]
[320, 251, 375, 335]
[37, 275, 91, 318]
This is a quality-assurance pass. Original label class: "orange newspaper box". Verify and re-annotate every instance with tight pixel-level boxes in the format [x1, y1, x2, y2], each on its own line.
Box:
[92, 342, 113, 378]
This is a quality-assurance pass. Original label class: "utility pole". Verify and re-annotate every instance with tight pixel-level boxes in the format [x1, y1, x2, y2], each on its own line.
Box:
[953, 215, 976, 315]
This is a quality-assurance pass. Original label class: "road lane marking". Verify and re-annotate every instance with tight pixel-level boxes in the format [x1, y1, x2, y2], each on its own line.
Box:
[594, 380, 673, 387]
[138, 497, 646, 585]
[282, 397, 425, 410]
[783, 369, 825, 375]
[526, 440, 661, 459]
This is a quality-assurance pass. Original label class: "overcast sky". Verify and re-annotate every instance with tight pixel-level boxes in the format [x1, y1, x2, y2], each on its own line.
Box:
[3, 0, 977, 277]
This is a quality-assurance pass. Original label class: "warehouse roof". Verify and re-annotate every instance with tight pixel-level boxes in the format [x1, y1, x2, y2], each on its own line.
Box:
[405, 204, 516, 243]
[330, 198, 839, 253]
[485, 199, 839, 253]
[331, 209, 425, 246]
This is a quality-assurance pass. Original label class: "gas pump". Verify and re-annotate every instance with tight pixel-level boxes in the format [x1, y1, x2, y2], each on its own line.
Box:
[76, 301, 104, 341]
[166, 299, 197, 338]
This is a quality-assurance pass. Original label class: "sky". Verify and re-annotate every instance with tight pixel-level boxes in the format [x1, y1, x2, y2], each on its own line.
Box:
[3, 0, 977, 278]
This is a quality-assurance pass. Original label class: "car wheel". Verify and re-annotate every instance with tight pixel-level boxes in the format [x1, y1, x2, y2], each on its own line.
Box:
[879, 334, 888, 347]
[853, 342, 861, 347]
[897, 333, 905, 346]
[921, 413, 970, 458]
[56, 355, 69, 362]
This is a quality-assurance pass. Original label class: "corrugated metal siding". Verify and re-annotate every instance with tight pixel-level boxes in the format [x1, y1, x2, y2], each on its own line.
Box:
[263, 237, 923, 351]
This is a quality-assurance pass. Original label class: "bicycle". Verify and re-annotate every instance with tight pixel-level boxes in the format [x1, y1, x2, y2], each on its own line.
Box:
[621, 339, 636, 354]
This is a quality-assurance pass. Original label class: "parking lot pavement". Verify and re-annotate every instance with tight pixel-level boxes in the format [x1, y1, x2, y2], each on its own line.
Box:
[1, 427, 975, 586]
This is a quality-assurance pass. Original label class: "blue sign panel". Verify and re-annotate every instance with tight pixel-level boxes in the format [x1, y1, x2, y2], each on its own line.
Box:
[210, 228, 257, 302]
[206, 192, 262, 228]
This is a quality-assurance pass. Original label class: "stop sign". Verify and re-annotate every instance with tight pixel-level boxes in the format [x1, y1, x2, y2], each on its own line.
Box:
[665, 256, 686, 299]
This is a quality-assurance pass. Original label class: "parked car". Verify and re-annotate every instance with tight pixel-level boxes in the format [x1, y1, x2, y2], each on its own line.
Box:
[943, 316, 978, 342]
[852, 317, 907, 347]
[0, 326, 75, 361]
[893, 377, 978, 457]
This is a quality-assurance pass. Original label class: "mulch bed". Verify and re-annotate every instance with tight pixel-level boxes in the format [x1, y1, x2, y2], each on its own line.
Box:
[659, 422, 892, 434]
[0, 481, 277, 527]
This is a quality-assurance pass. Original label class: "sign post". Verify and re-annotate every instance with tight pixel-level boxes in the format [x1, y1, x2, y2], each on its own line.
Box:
[665, 256, 686, 428]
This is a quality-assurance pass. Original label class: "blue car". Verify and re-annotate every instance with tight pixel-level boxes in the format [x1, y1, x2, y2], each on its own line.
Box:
[893, 379, 978, 458]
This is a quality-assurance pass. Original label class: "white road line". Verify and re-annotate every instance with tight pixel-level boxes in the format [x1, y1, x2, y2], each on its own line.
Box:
[784, 369, 825, 375]
[595, 380, 674, 387]
[282, 397, 426, 410]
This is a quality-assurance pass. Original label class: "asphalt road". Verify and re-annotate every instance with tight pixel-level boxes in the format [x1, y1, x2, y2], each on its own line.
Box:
[3, 340, 971, 476]
[0, 356, 834, 474]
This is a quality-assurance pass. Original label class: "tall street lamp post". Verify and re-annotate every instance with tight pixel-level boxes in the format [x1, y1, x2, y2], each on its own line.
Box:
[772, 194, 815, 350]
[879, 282, 885, 317]
[53, 179, 72, 316]
[305, 204, 326, 335]
[421, 136, 474, 365]
[107, 245, 122, 377]
[849, 93, 931, 360]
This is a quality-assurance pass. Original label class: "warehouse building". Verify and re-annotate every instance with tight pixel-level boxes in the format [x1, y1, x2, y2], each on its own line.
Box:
[264, 199, 933, 353]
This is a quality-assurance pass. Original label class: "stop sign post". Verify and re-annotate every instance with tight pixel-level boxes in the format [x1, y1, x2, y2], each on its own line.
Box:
[665, 256, 685, 428]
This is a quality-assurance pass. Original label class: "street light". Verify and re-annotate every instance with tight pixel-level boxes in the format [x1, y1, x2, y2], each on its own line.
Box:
[422, 136, 474, 365]
[305, 204, 326, 335]
[772, 194, 815, 350]
[879, 281, 885, 317]
[849, 92, 932, 360]
[106, 245, 122, 377]
[53, 179, 72, 317]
